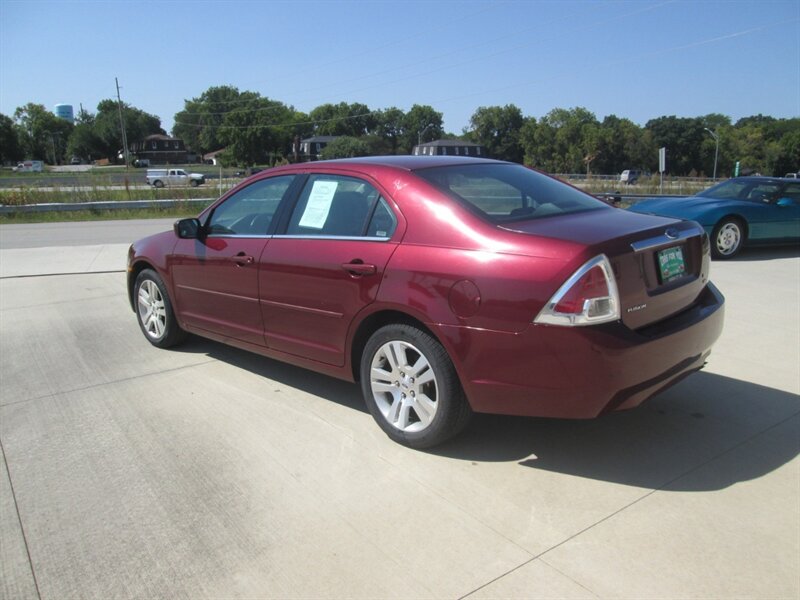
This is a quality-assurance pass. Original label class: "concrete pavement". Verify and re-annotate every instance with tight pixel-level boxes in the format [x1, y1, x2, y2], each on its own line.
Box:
[0, 220, 798, 599]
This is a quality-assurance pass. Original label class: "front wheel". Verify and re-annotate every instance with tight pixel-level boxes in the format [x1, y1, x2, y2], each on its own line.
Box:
[134, 269, 186, 348]
[190, 179, 199, 187]
[360, 324, 471, 448]
[711, 218, 744, 259]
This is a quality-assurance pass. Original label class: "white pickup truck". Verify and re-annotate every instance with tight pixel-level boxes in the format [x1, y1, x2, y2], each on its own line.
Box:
[146, 168, 205, 188]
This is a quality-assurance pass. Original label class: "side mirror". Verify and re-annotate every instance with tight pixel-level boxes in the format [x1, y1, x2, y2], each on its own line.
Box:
[776, 197, 795, 207]
[174, 218, 202, 239]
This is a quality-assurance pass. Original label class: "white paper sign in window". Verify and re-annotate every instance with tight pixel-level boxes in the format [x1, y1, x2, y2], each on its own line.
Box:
[298, 181, 338, 229]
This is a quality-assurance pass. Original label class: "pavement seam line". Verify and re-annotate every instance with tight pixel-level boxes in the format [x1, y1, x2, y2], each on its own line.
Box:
[458, 408, 800, 599]
[0, 358, 220, 409]
[0, 436, 43, 600]
[0, 269, 126, 280]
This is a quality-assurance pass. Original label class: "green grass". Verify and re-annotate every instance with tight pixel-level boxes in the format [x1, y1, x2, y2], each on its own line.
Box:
[565, 176, 709, 196]
[0, 185, 225, 206]
[0, 203, 212, 224]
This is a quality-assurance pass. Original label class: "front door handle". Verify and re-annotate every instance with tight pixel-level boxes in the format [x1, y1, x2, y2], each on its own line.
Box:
[341, 261, 376, 276]
[230, 252, 254, 266]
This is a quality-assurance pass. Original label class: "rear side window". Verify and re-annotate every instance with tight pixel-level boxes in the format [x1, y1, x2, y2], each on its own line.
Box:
[286, 174, 395, 238]
[415, 163, 607, 222]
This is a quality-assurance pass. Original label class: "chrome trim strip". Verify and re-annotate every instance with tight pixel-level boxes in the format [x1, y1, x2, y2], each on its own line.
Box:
[630, 227, 702, 252]
[272, 235, 390, 242]
[206, 234, 272, 239]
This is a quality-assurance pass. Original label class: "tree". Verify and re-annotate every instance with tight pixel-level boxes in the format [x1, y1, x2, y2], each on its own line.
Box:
[373, 107, 406, 154]
[91, 99, 164, 161]
[310, 102, 376, 137]
[218, 94, 296, 165]
[65, 122, 103, 162]
[592, 115, 655, 175]
[13, 103, 73, 164]
[398, 105, 444, 154]
[645, 116, 706, 176]
[173, 85, 245, 156]
[0, 113, 22, 164]
[465, 104, 525, 163]
[521, 107, 599, 173]
[319, 136, 371, 159]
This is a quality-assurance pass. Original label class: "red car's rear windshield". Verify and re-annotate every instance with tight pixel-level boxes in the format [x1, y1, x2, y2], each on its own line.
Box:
[414, 163, 608, 223]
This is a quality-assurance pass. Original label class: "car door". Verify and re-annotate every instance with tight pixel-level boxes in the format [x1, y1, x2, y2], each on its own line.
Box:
[770, 182, 800, 240]
[259, 173, 402, 366]
[745, 182, 800, 241]
[169, 175, 297, 345]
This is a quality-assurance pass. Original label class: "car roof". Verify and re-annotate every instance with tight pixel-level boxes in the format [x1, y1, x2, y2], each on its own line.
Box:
[272, 155, 503, 174]
[728, 176, 796, 184]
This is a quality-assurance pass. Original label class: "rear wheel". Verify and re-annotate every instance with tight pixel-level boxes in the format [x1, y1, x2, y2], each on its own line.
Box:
[153, 180, 164, 189]
[360, 324, 471, 448]
[134, 269, 186, 348]
[711, 218, 744, 259]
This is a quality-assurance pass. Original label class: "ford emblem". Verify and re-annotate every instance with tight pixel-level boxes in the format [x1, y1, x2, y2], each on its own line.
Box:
[665, 228, 679, 240]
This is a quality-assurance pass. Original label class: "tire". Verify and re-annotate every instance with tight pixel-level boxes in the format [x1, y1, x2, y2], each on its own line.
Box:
[134, 269, 186, 348]
[153, 180, 164, 188]
[190, 179, 199, 187]
[360, 324, 471, 448]
[711, 218, 745, 259]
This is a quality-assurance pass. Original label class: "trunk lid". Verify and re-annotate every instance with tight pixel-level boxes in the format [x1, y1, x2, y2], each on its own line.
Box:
[503, 208, 711, 330]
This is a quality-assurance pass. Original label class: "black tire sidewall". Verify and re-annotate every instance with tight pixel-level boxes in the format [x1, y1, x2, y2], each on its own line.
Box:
[360, 324, 469, 448]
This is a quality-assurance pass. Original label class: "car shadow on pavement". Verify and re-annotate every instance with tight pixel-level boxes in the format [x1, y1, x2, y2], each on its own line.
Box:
[172, 338, 798, 492]
[432, 371, 800, 491]
[173, 336, 368, 414]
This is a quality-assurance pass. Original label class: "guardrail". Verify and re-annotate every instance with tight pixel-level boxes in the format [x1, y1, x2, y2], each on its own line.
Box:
[1, 193, 692, 214]
[0, 198, 215, 214]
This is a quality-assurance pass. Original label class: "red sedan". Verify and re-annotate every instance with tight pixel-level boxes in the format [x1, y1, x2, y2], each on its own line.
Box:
[128, 156, 724, 448]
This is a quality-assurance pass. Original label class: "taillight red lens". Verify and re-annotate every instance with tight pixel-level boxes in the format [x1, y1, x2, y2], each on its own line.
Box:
[553, 265, 610, 314]
[534, 254, 620, 326]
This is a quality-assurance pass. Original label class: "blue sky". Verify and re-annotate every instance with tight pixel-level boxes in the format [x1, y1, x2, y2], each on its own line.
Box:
[1, 0, 798, 134]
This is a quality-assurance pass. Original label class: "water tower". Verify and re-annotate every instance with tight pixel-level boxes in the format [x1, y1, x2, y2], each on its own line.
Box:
[54, 104, 74, 124]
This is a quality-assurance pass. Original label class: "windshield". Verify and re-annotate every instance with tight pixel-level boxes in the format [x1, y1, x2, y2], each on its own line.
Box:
[698, 179, 782, 202]
[414, 163, 608, 223]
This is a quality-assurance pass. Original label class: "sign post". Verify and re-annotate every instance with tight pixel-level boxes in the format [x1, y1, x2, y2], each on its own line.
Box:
[659, 147, 666, 194]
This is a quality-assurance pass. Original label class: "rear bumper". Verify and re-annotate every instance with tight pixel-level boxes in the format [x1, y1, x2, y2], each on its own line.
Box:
[438, 282, 725, 418]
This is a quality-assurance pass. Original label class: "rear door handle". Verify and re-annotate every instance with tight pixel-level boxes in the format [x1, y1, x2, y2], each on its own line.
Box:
[341, 261, 376, 276]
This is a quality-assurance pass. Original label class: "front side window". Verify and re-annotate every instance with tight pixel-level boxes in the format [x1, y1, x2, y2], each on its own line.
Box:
[782, 183, 800, 200]
[415, 163, 608, 222]
[286, 174, 391, 238]
[207, 175, 295, 236]
[700, 179, 783, 202]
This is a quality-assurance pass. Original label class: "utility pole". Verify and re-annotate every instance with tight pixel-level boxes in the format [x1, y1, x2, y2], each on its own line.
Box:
[115, 77, 130, 171]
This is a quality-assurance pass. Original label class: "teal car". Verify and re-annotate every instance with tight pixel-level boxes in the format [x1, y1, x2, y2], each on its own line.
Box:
[629, 177, 800, 259]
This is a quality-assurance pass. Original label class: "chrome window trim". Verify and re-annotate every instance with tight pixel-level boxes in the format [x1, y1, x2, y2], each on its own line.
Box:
[272, 234, 392, 242]
[630, 226, 703, 252]
[206, 234, 272, 239]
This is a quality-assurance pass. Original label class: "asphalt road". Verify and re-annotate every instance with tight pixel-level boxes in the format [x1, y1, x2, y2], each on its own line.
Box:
[1, 220, 798, 599]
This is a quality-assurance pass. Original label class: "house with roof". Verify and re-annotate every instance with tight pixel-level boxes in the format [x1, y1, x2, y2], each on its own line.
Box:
[130, 134, 192, 164]
[298, 136, 339, 161]
[412, 139, 487, 158]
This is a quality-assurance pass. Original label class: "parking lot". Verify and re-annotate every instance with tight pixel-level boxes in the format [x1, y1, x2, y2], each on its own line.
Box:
[1, 220, 798, 599]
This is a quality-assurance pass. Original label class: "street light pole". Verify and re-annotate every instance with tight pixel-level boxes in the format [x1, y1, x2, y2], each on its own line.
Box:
[704, 128, 719, 181]
[418, 123, 433, 146]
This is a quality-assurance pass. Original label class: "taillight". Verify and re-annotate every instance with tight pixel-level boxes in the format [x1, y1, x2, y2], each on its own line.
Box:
[535, 255, 620, 326]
